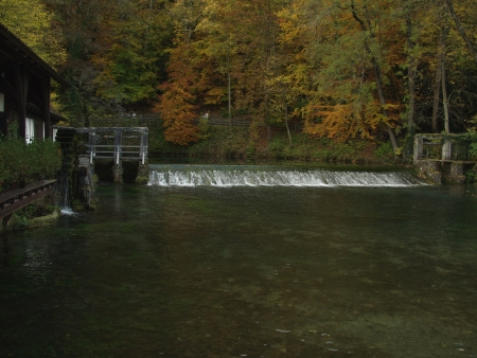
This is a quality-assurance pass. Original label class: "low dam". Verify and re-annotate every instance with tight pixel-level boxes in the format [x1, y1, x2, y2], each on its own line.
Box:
[148, 164, 423, 187]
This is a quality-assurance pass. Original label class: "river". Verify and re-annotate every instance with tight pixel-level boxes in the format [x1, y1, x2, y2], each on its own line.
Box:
[1, 165, 477, 357]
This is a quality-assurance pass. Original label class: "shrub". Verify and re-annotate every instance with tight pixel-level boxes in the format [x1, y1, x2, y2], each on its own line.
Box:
[267, 137, 287, 158]
[375, 142, 394, 161]
[469, 142, 477, 160]
[0, 138, 61, 192]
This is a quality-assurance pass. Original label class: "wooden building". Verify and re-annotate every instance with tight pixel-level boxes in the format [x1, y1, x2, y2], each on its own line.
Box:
[0, 23, 66, 141]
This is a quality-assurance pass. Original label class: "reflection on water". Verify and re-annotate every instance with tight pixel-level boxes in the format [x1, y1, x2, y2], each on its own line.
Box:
[1, 181, 477, 358]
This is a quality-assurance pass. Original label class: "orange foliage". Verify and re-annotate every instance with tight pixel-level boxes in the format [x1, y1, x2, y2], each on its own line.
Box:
[303, 102, 401, 142]
[158, 81, 200, 146]
[157, 43, 206, 145]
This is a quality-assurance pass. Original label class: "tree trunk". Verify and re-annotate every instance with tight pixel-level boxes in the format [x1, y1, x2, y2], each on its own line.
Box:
[406, 9, 417, 134]
[439, 22, 450, 134]
[373, 58, 399, 152]
[284, 102, 292, 145]
[227, 68, 232, 129]
[350, 0, 399, 153]
[226, 40, 232, 130]
[431, 54, 442, 132]
[441, 54, 450, 134]
[444, 0, 477, 64]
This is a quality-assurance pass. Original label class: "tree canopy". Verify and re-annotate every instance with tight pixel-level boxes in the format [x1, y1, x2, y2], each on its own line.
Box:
[159, 0, 477, 148]
[2, 0, 476, 152]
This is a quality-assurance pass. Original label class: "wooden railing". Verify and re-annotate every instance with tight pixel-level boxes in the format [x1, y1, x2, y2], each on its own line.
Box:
[0, 180, 56, 224]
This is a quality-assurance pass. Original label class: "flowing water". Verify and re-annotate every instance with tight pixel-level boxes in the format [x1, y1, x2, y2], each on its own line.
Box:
[1, 165, 477, 358]
[148, 164, 422, 187]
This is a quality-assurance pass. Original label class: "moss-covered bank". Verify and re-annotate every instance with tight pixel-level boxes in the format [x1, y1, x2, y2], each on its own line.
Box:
[1, 200, 58, 233]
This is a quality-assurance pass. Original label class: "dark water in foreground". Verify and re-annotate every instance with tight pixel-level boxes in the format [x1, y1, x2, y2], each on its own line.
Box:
[1, 182, 477, 357]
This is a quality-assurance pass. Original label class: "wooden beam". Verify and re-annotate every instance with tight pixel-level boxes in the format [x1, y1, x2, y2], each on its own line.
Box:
[14, 65, 28, 139]
[0, 23, 67, 86]
[0, 180, 56, 221]
[42, 77, 51, 138]
[0, 113, 6, 137]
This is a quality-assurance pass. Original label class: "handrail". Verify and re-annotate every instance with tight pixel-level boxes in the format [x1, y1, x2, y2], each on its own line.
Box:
[0, 180, 57, 221]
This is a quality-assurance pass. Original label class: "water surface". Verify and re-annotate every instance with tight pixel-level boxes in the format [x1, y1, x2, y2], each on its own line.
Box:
[1, 172, 477, 357]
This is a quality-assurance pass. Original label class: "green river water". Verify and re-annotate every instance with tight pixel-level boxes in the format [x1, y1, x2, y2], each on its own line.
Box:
[1, 166, 477, 358]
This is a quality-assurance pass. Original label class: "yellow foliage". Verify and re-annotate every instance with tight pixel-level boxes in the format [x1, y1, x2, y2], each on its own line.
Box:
[0, 0, 66, 68]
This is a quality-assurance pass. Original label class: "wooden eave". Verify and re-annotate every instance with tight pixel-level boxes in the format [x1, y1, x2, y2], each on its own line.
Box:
[0, 22, 67, 86]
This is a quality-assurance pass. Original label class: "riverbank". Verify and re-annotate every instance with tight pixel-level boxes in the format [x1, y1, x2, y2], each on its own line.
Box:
[1, 201, 59, 233]
[150, 125, 399, 166]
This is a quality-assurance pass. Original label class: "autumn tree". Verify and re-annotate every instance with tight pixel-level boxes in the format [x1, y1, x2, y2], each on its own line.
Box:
[157, 0, 215, 145]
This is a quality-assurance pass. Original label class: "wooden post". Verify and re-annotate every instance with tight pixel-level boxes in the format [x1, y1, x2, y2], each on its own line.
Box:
[0, 114, 6, 136]
[42, 78, 51, 139]
[0, 110, 6, 138]
[14, 65, 28, 139]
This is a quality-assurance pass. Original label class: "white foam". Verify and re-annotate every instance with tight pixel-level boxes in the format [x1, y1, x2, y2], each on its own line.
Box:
[60, 207, 76, 216]
[147, 165, 424, 188]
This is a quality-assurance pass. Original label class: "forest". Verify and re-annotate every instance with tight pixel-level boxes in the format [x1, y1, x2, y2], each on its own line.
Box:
[1, 0, 477, 161]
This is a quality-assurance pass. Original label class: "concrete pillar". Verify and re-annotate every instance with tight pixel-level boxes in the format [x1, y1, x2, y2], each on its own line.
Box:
[416, 160, 442, 184]
[413, 134, 424, 163]
[442, 139, 452, 161]
[113, 163, 123, 183]
[136, 163, 149, 184]
[447, 162, 466, 184]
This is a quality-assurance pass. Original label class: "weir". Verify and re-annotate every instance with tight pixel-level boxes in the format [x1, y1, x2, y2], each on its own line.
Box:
[148, 165, 422, 188]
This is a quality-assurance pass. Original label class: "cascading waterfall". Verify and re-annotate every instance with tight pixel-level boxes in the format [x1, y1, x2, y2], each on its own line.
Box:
[148, 164, 424, 188]
[59, 176, 75, 215]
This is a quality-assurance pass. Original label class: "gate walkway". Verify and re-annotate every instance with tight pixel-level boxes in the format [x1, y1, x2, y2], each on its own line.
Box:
[54, 126, 149, 184]
[76, 127, 149, 165]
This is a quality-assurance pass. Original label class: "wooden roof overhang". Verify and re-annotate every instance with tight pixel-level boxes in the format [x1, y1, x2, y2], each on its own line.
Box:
[0, 22, 67, 86]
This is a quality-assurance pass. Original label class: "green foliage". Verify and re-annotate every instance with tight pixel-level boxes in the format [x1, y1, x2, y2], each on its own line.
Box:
[41, 0, 174, 126]
[0, 138, 61, 192]
[6, 202, 57, 231]
[469, 142, 477, 160]
[375, 142, 395, 161]
[188, 126, 250, 160]
[93, 0, 173, 106]
[268, 138, 287, 158]
[182, 126, 392, 164]
[148, 124, 188, 158]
